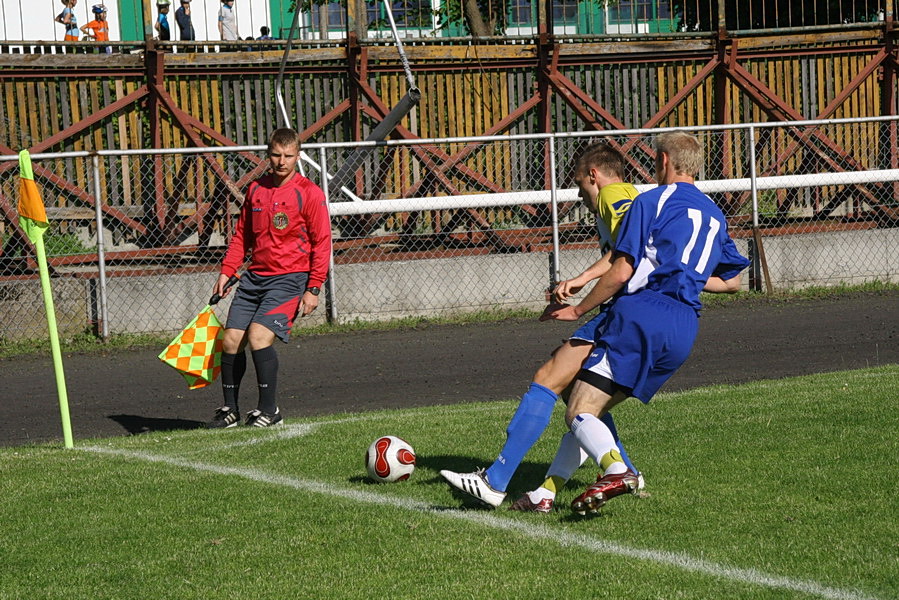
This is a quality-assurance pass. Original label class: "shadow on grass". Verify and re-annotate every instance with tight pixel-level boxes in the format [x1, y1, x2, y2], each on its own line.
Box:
[107, 414, 204, 435]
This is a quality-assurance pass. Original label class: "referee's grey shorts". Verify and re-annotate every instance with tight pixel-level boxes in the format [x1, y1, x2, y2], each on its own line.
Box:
[225, 271, 309, 343]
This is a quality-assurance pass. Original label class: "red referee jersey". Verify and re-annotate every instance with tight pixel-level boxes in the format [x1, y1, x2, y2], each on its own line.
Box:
[221, 173, 332, 288]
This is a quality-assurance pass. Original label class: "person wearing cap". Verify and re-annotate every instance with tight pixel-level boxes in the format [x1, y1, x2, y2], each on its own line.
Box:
[55, 0, 80, 41]
[81, 5, 109, 42]
[155, 0, 171, 41]
[218, 0, 238, 41]
[175, 0, 195, 40]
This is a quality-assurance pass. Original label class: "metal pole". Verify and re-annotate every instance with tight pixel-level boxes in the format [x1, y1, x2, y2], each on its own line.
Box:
[91, 153, 110, 340]
[748, 125, 773, 294]
[381, 0, 417, 90]
[325, 0, 421, 200]
[320, 147, 338, 323]
[327, 88, 421, 197]
[274, 6, 303, 130]
[548, 136, 560, 288]
[749, 126, 758, 230]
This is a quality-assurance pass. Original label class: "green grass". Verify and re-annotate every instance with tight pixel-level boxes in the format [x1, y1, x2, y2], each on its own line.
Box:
[1, 282, 896, 359]
[1, 366, 896, 600]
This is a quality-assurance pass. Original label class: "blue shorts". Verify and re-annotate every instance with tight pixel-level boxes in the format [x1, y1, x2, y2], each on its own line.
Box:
[569, 304, 611, 343]
[225, 271, 309, 343]
[580, 290, 698, 403]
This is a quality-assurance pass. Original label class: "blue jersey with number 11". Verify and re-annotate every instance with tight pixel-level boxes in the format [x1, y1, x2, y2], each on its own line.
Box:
[613, 182, 750, 314]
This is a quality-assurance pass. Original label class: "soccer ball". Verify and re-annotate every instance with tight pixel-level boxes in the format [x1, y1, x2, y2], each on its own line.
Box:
[365, 435, 416, 483]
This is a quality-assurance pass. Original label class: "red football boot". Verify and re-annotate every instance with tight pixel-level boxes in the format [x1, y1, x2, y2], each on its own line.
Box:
[508, 493, 554, 513]
[570, 470, 639, 515]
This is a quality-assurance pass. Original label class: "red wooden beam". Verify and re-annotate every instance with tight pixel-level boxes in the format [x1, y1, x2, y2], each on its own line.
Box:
[355, 81, 506, 195]
[545, 69, 654, 181]
[0, 85, 148, 177]
[631, 57, 720, 136]
[153, 85, 247, 242]
[756, 48, 891, 178]
[0, 141, 148, 234]
[724, 57, 883, 210]
[399, 94, 542, 199]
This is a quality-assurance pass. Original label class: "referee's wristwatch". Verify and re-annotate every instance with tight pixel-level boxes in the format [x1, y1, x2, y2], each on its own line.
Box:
[305, 286, 321, 296]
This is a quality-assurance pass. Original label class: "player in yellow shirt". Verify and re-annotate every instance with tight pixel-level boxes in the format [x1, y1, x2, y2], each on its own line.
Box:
[441, 142, 641, 510]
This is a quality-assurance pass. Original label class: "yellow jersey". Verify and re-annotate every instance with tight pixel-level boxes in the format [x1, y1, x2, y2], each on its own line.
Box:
[595, 182, 639, 249]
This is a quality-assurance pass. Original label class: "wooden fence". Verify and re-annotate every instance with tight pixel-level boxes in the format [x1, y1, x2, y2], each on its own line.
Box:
[0, 26, 896, 255]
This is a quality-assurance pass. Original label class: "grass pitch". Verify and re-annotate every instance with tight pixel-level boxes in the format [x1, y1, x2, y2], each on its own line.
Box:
[1, 365, 896, 600]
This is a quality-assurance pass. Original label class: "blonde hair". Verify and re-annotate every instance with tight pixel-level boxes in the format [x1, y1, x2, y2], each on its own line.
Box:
[268, 128, 301, 152]
[655, 132, 702, 177]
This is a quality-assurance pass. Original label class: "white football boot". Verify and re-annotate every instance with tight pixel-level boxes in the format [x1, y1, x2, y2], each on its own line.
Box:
[440, 468, 506, 508]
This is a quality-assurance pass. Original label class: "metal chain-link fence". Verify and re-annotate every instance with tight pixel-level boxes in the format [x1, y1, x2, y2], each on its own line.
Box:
[1, 118, 896, 343]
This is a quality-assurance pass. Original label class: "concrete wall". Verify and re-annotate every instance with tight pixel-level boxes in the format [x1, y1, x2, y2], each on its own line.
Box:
[761, 228, 899, 288]
[0, 277, 90, 340]
[104, 273, 236, 335]
[333, 251, 551, 322]
[0, 230, 896, 340]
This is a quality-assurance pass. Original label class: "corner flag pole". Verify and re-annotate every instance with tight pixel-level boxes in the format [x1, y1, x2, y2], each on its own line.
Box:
[18, 150, 73, 449]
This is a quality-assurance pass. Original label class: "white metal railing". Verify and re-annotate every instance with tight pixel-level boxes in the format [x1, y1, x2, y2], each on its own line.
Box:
[2, 115, 897, 336]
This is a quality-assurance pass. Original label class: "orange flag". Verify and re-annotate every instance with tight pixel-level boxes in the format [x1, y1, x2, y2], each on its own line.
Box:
[18, 150, 49, 242]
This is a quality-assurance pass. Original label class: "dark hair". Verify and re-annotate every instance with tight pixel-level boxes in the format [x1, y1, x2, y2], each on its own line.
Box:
[573, 142, 626, 180]
[260, 26, 270, 35]
[268, 128, 301, 152]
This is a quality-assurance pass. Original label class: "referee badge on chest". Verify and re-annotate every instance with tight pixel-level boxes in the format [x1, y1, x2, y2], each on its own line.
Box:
[273, 212, 289, 230]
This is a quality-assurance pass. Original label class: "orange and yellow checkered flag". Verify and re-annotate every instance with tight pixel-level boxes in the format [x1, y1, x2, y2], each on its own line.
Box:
[159, 274, 239, 390]
[158, 307, 225, 390]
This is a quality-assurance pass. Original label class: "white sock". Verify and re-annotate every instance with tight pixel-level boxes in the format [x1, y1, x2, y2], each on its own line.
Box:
[570, 413, 627, 475]
[545, 431, 589, 484]
[527, 487, 555, 503]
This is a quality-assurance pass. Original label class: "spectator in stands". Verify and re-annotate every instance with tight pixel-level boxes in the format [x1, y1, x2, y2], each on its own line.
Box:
[81, 4, 111, 53]
[218, 0, 238, 41]
[81, 5, 109, 41]
[257, 25, 273, 40]
[155, 0, 172, 41]
[55, 0, 80, 41]
[175, 0, 195, 41]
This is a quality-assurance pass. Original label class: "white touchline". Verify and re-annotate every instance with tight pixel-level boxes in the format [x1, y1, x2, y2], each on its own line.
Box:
[177, 402, 518, 455]
[178, 422, 324, 454]
[81, 445, 881, 600]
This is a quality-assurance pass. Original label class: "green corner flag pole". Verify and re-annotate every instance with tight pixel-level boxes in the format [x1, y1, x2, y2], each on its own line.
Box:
[18, 150, 73, 449]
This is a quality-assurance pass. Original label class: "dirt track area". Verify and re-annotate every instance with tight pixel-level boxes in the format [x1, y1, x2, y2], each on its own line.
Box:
[1, 291, 896, 447]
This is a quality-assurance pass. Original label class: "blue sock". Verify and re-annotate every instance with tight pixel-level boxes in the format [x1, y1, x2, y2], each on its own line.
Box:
[600, 412, 638, 473]
[485, 382, 557, 492]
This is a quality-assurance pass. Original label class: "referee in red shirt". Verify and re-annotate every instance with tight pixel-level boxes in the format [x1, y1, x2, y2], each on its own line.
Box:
[208, 128, 332, 428]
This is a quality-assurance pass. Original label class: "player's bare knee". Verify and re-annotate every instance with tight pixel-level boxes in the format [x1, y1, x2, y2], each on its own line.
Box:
[564, 376, 618, 426]
[222, 328, 246, 354]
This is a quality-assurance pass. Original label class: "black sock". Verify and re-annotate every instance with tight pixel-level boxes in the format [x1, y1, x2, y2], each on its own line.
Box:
[220, 351, 247, 413]
[251, 346, 279, 415]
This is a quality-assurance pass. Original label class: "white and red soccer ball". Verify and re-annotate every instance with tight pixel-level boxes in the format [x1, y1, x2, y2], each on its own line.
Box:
[365, 435, 416, 483]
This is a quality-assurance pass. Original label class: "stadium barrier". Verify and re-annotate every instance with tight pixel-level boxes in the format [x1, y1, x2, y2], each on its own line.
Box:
[0, 117, 896, 341]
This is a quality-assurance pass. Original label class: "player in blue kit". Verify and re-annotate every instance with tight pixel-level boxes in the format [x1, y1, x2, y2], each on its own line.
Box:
[440, 143, 642, 510]
[542, 131, 750, 515]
